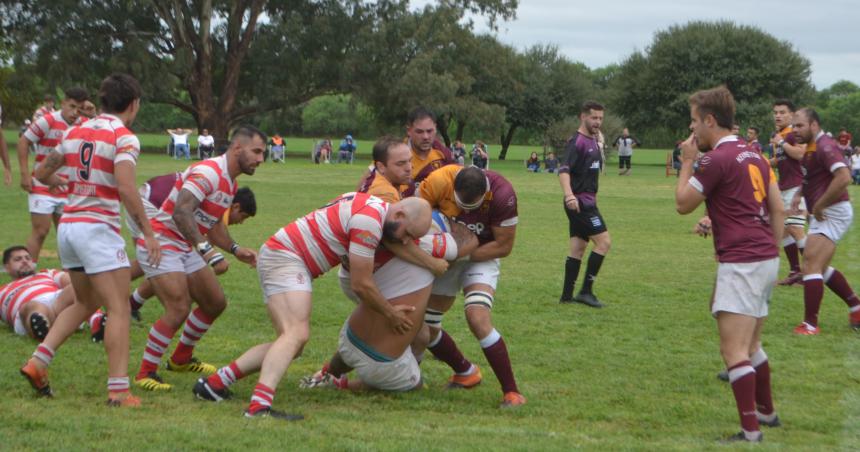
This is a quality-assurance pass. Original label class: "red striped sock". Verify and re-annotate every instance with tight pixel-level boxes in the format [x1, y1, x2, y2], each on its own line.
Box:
[108, 376, 130, 396]
[88, 309, 104, 331]
[208, 361, 245, 391]
[728, 361, 759, 435]
[137, 319, 177, 379]
[170, 308, 214, 365]
[248, 383, 275, 414]
[33, 343, 55, 366]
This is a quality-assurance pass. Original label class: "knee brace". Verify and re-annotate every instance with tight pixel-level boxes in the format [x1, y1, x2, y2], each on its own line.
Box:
[424, 308, 445, 328]
[464, 291, 493, 310]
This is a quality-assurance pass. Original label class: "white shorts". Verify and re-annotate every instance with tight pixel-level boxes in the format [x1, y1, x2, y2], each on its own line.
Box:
[136, 245, 207, 278]
[12, 291, 59, 336]
[781, 186, 807, 226]
[431, 259, 501, 297]
[808, 201, 853, 243]
[338, 257, 434, 303]
[126, 193, 159, 240]
[256, 245, 313, 299]
[58, 222, 129, 274]
[711, 257, 779, 318]
[337, 322, 421, 392]
[28, 193, 66, 215]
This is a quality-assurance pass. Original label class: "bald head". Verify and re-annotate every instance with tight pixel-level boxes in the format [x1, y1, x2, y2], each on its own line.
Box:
[383, 197, 432, 243]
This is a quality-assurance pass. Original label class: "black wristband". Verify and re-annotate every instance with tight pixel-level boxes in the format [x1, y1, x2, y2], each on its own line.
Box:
[207, 252, 225, 267]
[230, 243, 240, 255]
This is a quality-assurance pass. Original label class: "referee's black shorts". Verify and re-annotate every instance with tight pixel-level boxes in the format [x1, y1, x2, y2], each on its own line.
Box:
[564, 202, 608, 239]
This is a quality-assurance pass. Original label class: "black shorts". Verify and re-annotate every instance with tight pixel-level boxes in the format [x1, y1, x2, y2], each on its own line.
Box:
[565, 203, 608, 239]
[619, 155, 631, 168]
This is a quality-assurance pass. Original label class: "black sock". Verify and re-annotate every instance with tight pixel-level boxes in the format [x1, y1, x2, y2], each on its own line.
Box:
[561, 257, 581, 299]
[580, 252, 605, 294]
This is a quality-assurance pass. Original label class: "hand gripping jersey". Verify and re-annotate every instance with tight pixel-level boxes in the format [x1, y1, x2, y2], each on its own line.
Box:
[149, 155, 237, 252]
[689, 136, 779, 264]
[57, 114, 141, 232]
[24, 110, 75, 198]
[358, 169, 402, 204]
[418, 165, 518, 245]
[802, 132, 851, 209]
[264, 192, 389, 278]
[0, 270, 63, 329]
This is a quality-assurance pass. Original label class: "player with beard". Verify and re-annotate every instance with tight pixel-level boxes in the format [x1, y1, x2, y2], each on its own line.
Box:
[401, 107, 457, 197]
[676, 86, 783, 443]
[559, 101, 611, 308]
[769, 99, 808, 285]
[790, 108, 860, 335]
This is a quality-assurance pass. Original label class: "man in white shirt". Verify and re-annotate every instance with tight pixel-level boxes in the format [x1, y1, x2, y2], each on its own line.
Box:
[168, 128, 192, 160]
[197, 129, 215, 159]
[614, 128, 640, 175]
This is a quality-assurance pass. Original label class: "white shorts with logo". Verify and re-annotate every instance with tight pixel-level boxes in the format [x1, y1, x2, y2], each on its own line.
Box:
[338, 257, 434, 304]
[781, 186, 807, 226]
[28, 193, 66, 215]
[808, 201, 853, 243]
[337, 322, 421, 392]
[58, 222, 129, 274]
[12, 291, 59, 336]
[431, 258, 501, 297]
[256, 245, 313, 299]
[136, 245, 207, 279]
[711, 257, 779, 318]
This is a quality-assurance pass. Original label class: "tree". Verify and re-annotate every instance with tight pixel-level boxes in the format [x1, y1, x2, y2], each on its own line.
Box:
[1, 0, 517, 145]
[609, 21, 814, 147]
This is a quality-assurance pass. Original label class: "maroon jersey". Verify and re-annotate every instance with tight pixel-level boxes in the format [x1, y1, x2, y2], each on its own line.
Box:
[773, 127, 803, 190]
[802, 132, 850, 209]
[749, 140, 763, 155]
[456, 171, 518, 245]
[146, 172, 181, 208]
[689, 137, 778, 264]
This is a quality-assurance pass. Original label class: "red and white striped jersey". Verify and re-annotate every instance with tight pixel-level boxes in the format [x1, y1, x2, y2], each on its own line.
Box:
[23, 110, 74, 198]
[57, 113, 140, 232]
[32, 105, 54, 121]
[265, 192, 389, 278]
[150, 155, 237, 252]
[0, 270, 63, 329]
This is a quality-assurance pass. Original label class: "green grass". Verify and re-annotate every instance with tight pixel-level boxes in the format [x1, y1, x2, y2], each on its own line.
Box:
[1, 149, 858, 450]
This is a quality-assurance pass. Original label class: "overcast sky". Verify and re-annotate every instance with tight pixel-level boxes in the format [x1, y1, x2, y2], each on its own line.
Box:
[413, 0, 859, 89]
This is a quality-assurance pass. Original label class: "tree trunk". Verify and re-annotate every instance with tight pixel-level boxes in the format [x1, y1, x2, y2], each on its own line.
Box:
[437, 112, 452, 148]
[455, 119, 466, 142]
[498, 124, 517, 160]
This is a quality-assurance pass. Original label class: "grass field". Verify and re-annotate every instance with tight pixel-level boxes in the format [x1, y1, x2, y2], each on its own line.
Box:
[0, 147, 858, 450]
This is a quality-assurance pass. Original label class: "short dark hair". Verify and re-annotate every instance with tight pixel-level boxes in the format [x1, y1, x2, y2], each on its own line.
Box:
[689, 86, 735, 130]
[797, 107, 821, 126]
[372, 136, 404, 164]
[231, 125, 267, 146]
[454, 166, 488, 203]
[773, 98, 796, 112]
[232, 187, 256, 216]
[99, 73, 142, 113]
[748, 126, 759, 135]
[3, 246, 29, 265]
[580, 101, 604, 115]
[43, 94, 54, 103]
[64, 86, 89, 103]
[407, 106, 436, 126]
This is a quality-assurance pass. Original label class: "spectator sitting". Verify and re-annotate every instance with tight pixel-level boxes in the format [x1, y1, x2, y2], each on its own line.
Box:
[197, 128, 215, 159]
[544, 151, 559, 173]
[452, 140, 467, 166]
[471, 140, 488, 169]
[270, 134, 286, 163]
[851, 146, 860, 185]
[672, 141, 682, 176]
[314, 139, 332, 164]
[526, 152, 541, 172]
[167, 127, 192, 160]
[338, 134, 357, 164]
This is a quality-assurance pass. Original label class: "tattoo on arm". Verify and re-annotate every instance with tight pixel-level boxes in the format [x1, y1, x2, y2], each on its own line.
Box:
[172, 189, 206, 245]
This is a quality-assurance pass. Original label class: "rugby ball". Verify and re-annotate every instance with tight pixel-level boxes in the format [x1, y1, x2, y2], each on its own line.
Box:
[430, 210, 450, 234]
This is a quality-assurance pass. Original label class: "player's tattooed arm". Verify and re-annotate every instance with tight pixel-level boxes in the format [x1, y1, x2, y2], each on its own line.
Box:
[33, 150, 66, 187]
[469, 224, 515, 262]
[449, 222, 478, 258]
[172, 188, 207, 245]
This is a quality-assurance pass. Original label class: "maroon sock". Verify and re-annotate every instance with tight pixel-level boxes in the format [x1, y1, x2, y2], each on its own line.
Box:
[784, 243, 800, 272]
[727, 361, 759, 434]
[750, 350, 774, 415]
[481, 333, 519, 394]
[803, 276, 824, 327]
[825, 268, 860, 308]
[428, 330, 473, 374]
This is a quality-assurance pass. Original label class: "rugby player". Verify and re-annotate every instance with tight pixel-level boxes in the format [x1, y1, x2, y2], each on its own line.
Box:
[132, 127, 264, 391]
[417, 165, 525, 408]
[1, 246, 75, 340]
[676, 86, 782, 442]
[193, 193, 432, 420]
[20, 73, 161, 406]
[769, 99, 808, 285]
[401, 107, 457, 196]
[17, 87, 89, 263]
[558, 101, 611, 308]
[790, 108, 860, 335]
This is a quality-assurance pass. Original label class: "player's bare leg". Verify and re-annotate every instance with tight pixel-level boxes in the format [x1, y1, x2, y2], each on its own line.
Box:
[778, 224, 806, 285]
[26, 213, 53, 264]
[165, 267, 225, 373]
[135, 272, 192, 390]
